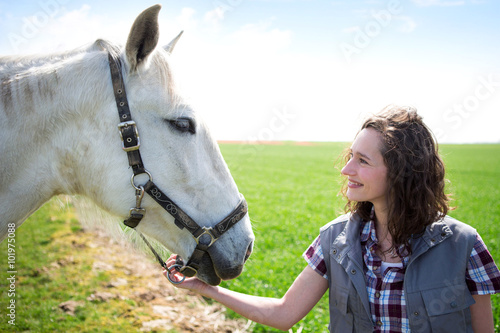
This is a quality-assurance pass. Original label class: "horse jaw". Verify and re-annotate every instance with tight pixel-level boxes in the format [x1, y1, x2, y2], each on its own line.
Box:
[196, 252, 221, 286]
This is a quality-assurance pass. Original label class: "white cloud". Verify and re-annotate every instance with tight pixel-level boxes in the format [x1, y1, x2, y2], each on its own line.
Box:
[45, 5, 117, 49]
[175, 7, 198, 31]
[394, 16, 417, 33]
[342, 26, 361, 34]
[5, 4, 128, 55]
[168, 16, 300, 140]
[226, 19, 293, 53]
[412, 0, 465, 6]
[204, 7, 225, 28]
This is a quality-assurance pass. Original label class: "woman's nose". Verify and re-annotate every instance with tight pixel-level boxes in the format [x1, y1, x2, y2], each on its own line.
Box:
[341, 158, 355, 176]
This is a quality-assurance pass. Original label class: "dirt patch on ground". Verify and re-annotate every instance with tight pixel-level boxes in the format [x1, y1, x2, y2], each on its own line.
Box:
[80, 227, 250, 332]
[50, 197, 250, 332]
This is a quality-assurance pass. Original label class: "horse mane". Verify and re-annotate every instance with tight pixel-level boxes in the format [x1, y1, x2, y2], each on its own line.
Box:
[0, 37, 173, 80]
[1, 38, 179, 117]
[0, 40, 107, 72]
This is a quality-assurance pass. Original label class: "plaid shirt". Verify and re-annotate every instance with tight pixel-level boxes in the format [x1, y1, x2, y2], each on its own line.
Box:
[303, 219, 500, 333]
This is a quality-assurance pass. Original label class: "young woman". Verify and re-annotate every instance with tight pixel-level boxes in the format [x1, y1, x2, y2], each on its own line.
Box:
[164, 105, 500, 332]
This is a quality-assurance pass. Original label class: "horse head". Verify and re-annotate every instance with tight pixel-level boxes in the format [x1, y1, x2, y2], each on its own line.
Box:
[0, 4, 255, 286]
[92, 5, 255, 285]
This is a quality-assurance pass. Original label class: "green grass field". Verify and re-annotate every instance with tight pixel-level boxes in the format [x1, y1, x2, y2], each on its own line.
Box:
[1, 142, 499, 332]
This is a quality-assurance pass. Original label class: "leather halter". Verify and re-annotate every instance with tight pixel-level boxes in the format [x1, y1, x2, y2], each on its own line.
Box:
[107, 52, 248, 282]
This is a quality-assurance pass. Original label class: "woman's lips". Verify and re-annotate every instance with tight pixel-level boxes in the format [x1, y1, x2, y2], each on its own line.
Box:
[348, 180, 363, 188]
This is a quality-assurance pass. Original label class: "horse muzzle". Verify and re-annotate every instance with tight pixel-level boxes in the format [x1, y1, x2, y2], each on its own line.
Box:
[177, 238, 253, 286]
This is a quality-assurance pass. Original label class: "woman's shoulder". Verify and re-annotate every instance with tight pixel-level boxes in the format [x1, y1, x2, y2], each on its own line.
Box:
[319, 212, 363, 233]
[428, 215, 478, 243]
[320, 213, 349, 231]
[439, 215, 477, 234]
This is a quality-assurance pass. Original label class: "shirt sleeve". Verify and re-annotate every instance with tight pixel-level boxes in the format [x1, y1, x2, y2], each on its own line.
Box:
[302, 234, 328, 279]
[465, 233, 500, 295]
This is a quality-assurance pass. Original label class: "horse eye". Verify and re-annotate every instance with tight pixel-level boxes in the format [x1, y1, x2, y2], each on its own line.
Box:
[167, 117, 195, 134]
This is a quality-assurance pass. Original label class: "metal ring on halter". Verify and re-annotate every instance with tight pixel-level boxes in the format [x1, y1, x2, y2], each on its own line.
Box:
[130, 170, 153, 190]
[166, 264, 186, 284]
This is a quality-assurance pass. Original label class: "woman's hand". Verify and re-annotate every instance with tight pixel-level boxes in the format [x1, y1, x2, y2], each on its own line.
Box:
[163, 254, 210, 294]
[164, 256, 327, 331]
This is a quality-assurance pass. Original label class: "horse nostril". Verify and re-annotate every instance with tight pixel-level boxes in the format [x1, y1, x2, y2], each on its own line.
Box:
[244, 241, 253, 262]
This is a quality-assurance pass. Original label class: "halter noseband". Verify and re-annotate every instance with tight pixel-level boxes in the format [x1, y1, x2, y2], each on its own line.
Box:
[107, 52, 248, 283]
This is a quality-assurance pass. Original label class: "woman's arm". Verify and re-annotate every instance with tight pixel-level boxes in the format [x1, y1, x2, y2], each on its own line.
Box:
[164, 256, 328, 331]
[470, 294, 494, 333]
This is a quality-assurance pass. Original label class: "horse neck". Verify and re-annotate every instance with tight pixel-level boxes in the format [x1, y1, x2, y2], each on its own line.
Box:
[0, 48, 115, 226]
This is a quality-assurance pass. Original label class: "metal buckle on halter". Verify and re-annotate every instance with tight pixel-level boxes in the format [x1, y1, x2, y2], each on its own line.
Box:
[118, 121, 140, 152]
[176, 264, 198, 277]
[194, 227, 217, 248]
[129, 207, 146, 217]
[166, 263, 187, 285]
[123, 186, 147, 229]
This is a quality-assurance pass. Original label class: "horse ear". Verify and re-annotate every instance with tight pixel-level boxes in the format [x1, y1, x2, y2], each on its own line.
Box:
[164, 31, 184, 54]
[125, 4, 162, 72]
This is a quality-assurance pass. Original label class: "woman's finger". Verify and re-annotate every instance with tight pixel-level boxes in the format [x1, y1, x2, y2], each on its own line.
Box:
[165, 254, 178, 267]
[165, 269, 185, 284]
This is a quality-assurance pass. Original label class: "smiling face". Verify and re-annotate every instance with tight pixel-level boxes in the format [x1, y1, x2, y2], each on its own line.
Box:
[341, 128, 389, 210]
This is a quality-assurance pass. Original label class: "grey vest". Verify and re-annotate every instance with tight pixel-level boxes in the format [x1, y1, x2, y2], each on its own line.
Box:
[320, 213, 477, 332]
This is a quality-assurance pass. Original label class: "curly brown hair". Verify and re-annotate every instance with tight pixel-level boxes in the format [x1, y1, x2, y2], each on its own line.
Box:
[341, 105, 452, 252]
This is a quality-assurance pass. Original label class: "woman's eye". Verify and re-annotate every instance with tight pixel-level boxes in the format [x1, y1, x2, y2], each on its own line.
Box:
[168, 118, 195, 134]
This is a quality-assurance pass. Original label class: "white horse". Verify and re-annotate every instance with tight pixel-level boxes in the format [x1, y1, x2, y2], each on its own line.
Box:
[0, 4, 254, 286]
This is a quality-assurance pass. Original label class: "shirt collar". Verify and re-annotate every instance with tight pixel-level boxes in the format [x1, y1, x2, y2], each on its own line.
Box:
[359, 208, 409, 259]
[360, 206, 377, 243]
[360, 219, 377, 243]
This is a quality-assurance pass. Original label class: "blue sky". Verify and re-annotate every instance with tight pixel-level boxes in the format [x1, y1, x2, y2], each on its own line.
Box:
[1, 0, 499, 143]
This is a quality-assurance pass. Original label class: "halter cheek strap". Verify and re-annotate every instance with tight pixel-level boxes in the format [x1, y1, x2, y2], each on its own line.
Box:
[107, 52, 248, 282]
